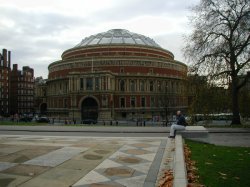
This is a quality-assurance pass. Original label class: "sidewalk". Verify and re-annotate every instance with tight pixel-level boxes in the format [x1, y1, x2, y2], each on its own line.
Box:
[0, 125, 170, 133]
[0, 125, 250, 133]
[1, 126, 248, 186]
[0, 134, 177, 187]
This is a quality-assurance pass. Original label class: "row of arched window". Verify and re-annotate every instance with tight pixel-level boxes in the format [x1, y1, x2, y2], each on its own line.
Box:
[118, 79, 185, 93]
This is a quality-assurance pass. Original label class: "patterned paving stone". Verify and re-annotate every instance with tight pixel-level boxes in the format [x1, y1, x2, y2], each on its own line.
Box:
[0, 173, 31, 187]
[123, 149, 151, 155]
[115, 175, 147, 187]
[2, 164, 51, 177]
[130, 143, 152, 148]
[95, 159, 122, 170]
[129, 162, 152, 174]
[74, 140, 160, 186]
[89, 181, 125, 187]
[0, 135, 169, 187]
[83, 154, 103, 160]
[94, 150, 111, 154]
[103, 167, 135, 177]
[3, 141, 73, 147]
[0, 153, 33, 163]
[0, 162, 17, 172]
[0, 145, 27, 156]
[24, 147, 88, 167]
[18, 167, 88, 187]
[116, 156, 142, 164]
[72, 171, 110, 186]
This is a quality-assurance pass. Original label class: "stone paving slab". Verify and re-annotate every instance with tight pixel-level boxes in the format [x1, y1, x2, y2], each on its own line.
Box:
[0, 162, 18, 172]
[24, 147, 88, 167]
[2, 164, 51, 177]
[0, 135, 173, 187]
[0, 173, 31, 187]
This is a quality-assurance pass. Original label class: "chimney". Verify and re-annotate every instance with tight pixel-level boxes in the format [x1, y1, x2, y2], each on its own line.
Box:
[13, 64, 18, 71]
[3, 49, 7, 67]
[8, 51, 11, 68]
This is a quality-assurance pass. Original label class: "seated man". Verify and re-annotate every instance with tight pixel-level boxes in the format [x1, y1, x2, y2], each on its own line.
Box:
[169, 110, 187, 138]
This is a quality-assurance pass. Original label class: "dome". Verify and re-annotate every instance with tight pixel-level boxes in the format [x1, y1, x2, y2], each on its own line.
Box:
[74, 29, 161, 48]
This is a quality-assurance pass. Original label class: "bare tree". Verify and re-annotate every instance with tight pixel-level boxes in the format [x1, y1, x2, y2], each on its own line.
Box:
[184, 0, 250, 124]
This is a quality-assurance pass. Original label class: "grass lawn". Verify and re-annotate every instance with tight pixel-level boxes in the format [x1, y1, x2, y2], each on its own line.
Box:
[185, 139, 250, 187]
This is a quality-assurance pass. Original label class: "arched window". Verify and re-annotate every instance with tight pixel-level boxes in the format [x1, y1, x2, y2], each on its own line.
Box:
[150, 81, 154, 92]
[120, 80, 125, 91]
[130, 80, 136, 91]
[157, 81, 161, 92]
[140, 80, 145, 91]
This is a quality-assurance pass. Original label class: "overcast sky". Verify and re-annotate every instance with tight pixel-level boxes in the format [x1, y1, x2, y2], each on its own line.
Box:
[0, 0, 199, 78]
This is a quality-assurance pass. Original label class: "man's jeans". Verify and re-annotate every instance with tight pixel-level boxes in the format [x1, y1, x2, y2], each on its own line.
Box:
[170, 124, 185, 136]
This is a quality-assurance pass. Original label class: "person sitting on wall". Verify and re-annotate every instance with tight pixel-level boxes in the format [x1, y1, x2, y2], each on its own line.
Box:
[168, 110, 187, 138]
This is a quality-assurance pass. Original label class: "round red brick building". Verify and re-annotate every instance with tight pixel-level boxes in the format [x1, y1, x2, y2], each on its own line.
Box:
[46, 29, 188, 122]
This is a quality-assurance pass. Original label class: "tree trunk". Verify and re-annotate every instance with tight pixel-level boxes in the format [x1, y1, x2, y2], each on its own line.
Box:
[231, 76, 241, 125]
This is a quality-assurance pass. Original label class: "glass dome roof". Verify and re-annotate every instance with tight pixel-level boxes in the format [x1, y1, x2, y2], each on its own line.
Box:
[74, 29, 162, 48]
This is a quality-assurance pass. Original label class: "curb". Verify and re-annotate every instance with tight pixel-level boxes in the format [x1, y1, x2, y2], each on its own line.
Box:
[173, 135, 187, 187]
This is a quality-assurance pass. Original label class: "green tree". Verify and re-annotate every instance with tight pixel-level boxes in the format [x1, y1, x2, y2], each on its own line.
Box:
[185, 0, 250, 124]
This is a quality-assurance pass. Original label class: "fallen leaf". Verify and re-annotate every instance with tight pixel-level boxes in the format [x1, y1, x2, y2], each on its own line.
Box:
[188, 183, 205, 187]
[218, 172, 227, 176]
[205, 162, 213, 165]
[234, 177, 240, 180]
[158, 169, 173, 187]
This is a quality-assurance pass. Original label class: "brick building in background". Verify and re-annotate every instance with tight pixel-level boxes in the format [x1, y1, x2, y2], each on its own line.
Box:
[0, 49, 11, 116]
[10, 64, 35, 115]
[40, 29, 188, 122]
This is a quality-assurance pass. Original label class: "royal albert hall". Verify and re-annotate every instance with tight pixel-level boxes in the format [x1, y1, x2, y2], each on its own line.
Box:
[46, 29, 188, 122]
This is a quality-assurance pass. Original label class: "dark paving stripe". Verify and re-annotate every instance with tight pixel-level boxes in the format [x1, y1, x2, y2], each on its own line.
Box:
[144, 139, 168, 186]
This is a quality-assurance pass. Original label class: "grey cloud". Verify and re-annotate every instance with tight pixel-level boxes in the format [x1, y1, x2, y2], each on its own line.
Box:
[0, 6, 89, 37]
[0, 1, 198, 78]
[90, 0, 199, 22]
[154, 33, 186, 62]
[0, 6, 87, 78]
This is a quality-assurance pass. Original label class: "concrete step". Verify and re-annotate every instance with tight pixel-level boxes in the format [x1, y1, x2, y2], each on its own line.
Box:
[176, 126, 208, 138]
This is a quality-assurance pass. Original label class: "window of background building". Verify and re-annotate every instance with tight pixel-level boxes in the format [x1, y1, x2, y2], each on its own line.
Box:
[86, 78, 93, 90]
[120, 97, 125, 108]
[130, 80, 135, 92]
[120, 68, 124, 73]
[140, 80, 145, 91]
[64, 99, 68, 108]
[150, 96, 155, 107]
[102, 95, 108, 107]
[102, 77, 106, 90]
[120, 80, 125, 91]
[95, 77, 99, 90]
[130, 96, 136, 107]
[141, 97, 145, 107]
[165, 81, 168, 92]
[150, 81, 154, 91]
[158, 81, 162, 92]
[80, 78, 84, 90]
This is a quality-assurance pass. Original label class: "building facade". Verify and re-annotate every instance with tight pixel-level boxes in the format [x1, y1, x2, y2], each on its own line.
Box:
[34, 77, 48, 115]
[0, 49, 11, 116]
[43, 29, 188, 122]
[10, 64, 35, 115]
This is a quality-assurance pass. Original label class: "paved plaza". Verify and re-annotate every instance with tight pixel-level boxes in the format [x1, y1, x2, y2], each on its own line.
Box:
[0, 134, 175, 187]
